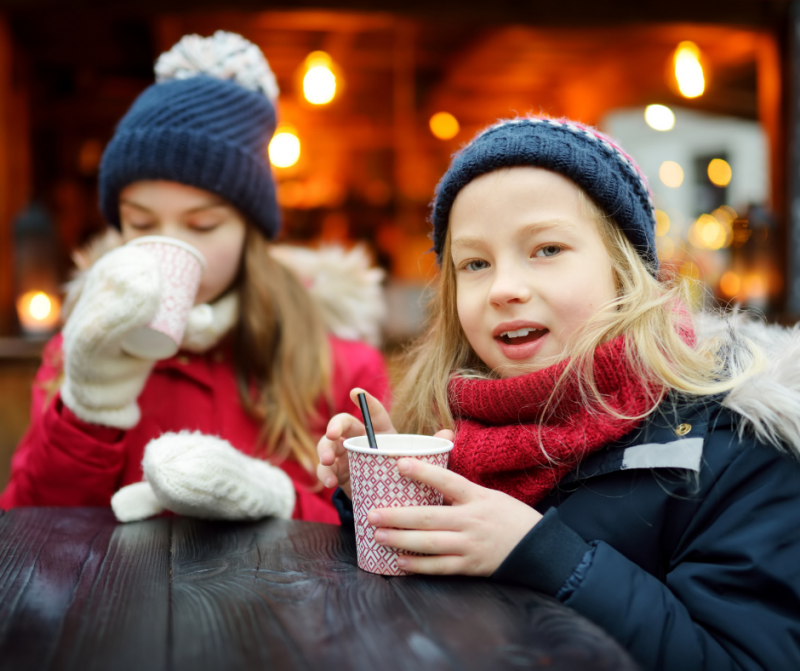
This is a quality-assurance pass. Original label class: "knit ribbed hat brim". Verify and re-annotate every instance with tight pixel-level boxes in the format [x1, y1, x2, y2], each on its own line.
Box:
[100, 127, 278, 236]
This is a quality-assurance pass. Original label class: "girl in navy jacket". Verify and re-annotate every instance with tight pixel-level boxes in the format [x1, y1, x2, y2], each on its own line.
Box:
[318, 116, 800, 670]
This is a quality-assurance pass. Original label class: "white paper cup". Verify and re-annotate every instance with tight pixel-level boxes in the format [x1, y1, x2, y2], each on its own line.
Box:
[344, 434, 454, 576]
[121, 236, 206, 360]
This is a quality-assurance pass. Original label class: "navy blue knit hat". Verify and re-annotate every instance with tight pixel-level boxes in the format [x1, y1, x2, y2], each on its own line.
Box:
[431, 116, 658, 271]
[100, 32, 281, 239]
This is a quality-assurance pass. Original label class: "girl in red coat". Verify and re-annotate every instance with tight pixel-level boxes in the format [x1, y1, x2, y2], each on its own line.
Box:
[0, 32, 389, 524]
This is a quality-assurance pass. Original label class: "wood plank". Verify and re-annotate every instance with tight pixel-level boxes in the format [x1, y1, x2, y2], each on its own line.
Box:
[170, 518, 635, 670]
[388, 576, 638, 670]
[0, 508, 118, 670]
[0, 508, 171, 671]
[170, 517, 463, 670]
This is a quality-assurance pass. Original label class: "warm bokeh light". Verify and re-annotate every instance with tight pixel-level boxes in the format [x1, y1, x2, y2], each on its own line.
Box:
[659, 161, 684, 188]
[302, 51, 337, 105]
[655, 210, 670, 236]
[674, 41, 705, 98]
[707, 158, 732, 187]
[429, 112, 460, 140]
[656, 236, 675, 260]
[644, 105, 675, 131]
[16, 290, 60, 332]
[719, 271, 741, 297]
[689, 213, 731, 251]
[30, 293, 51, 320]
[743, 273, 768, 299]
[713, 205, 736, 226]
[269, 128, 301, 168]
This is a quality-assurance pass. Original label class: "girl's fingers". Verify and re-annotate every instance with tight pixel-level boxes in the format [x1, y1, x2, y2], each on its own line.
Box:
[317, 437, 340, 466]
[317, 458, 352, 494]
[349, 388, 395, 434]
[396, 459, 475, 504]
[395, 554, 463, 576]
[368, 505, 461, 531]
[373, 528, 462, 556]
[316, 462, 337, 488]
[317, 462, 350, 490]
[325, 413, 366, 441]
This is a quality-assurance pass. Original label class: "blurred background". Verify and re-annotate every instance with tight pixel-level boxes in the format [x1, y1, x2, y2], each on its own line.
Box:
[0, 0, 798, 488]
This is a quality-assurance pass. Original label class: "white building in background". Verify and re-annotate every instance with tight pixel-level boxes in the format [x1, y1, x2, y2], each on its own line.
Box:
[602, 106, 768, 234]
[602, 107, 772, 309]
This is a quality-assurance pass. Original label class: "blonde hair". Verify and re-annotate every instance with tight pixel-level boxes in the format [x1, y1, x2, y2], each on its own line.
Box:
[392, 185, 763, 435]
[235, 225, 331, 471]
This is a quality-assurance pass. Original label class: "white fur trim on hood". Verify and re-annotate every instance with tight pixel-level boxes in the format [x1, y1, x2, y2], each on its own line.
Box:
[696, 311, 800, 458]
[63, 230, 386, 352]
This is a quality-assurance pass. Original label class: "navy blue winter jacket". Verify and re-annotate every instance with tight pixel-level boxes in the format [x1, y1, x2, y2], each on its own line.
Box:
[335, 394, 800, 670]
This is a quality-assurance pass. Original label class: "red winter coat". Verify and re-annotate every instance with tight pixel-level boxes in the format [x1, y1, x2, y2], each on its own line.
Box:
[0, 334, 389, 523]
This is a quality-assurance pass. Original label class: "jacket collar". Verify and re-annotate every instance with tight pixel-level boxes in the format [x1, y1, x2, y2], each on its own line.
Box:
[560, 394, 729, 484]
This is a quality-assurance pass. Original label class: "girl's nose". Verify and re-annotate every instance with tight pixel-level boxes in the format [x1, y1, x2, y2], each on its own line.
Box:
[488, 266, 532, 307]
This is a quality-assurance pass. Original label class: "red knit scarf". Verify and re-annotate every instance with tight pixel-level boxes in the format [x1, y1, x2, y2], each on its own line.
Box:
[447, 335, 658, 506]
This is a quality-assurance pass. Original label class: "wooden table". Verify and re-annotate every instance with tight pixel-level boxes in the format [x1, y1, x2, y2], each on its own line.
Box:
[0, 508, 638, 671]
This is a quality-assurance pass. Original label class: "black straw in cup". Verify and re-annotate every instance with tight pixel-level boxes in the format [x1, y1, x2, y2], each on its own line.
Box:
[357, 392, 379, 450]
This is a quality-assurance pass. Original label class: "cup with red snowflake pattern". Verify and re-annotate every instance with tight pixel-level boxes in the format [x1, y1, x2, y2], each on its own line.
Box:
[121, 236, 206, 360]
[344, 434, 454, 576]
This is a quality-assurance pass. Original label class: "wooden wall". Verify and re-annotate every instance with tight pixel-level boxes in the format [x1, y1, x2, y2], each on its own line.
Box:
[0, 14, 31, 336]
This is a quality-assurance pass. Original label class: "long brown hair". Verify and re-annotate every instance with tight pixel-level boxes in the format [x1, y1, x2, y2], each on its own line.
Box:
[234, 226, 331, 471]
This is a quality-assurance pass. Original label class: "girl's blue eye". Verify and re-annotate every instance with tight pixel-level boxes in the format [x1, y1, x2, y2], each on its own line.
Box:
[464, 259, 490, 272]
[536, 245, 562, 258]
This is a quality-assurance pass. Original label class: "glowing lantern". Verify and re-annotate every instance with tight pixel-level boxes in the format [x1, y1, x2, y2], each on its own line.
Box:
[13, 202, 61, 337]
[302, 52, 337, 105]
[269, 127, 301, 169]
[674, 41, 705, 98]
[16, 290, 60, 333]
[644, 105, 675, 131]
[429, 112, 460, 140]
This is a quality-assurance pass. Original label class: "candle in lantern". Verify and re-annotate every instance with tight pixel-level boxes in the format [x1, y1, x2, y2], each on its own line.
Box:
[13, 202, 62, 337]
[16, 289, 60, 335]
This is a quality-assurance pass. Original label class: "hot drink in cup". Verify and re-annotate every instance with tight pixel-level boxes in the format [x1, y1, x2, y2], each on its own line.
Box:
[344, 434, 454, 576]
[121, 236, 206, 360]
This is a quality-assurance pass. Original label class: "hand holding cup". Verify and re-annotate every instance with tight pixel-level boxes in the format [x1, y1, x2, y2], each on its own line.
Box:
[317, 389, 395, 498]
[120, 236, 206, 360]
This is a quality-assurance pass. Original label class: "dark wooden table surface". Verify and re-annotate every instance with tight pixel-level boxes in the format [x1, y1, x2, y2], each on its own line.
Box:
[0, 508, 638, 671]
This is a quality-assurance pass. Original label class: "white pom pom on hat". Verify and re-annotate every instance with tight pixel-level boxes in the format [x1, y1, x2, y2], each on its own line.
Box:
[155, 30, 279, 103]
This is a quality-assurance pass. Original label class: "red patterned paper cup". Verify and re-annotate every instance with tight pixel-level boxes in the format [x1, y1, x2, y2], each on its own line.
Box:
[121, 236, 206, 360]
[344, 434, 454, 576]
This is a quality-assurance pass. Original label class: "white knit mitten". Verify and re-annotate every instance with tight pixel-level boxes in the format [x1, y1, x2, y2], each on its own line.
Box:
[111, 432, 296, 522]
[61, 245, 162, 429]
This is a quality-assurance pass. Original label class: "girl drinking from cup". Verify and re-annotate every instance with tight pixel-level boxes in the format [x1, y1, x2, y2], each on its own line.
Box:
[0, 32, 388, 524]
[318, 117, 800, 669]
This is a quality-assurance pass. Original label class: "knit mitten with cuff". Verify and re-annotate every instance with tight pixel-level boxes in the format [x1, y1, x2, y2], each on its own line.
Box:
[111, 431, 296, 523]
[60, 244, 161, 430]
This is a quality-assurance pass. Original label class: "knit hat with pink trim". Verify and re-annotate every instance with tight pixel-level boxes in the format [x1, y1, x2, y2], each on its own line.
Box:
[430, 116, 658, 272]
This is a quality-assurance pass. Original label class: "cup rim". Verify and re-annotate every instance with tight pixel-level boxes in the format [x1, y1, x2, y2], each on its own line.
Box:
[343, 434, 454, 456]
[127, 235, 207, 270]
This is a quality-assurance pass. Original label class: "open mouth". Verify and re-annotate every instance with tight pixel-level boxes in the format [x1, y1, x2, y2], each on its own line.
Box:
[497, 327, 548, 346]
